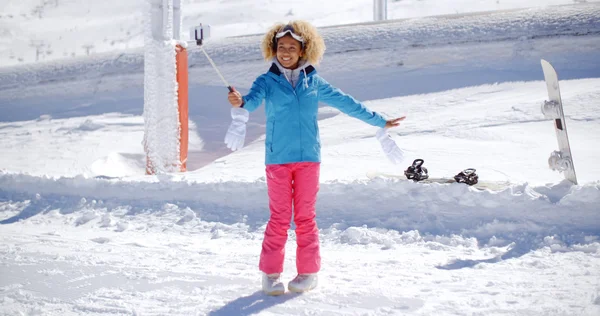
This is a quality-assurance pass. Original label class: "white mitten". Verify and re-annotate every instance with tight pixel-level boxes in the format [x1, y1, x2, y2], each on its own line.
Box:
[224, 107, 249, 151]
[376, 128, 404, 164]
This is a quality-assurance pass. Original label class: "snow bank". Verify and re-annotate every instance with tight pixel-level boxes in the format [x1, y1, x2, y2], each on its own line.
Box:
[1, 171, 598, 243]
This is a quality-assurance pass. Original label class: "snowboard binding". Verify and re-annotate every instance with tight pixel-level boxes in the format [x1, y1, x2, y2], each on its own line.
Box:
[454, 168, 479, 186]
[404, 159, 429, 181]
[547, 150, 572, 172]
[541, 100, 561, 119]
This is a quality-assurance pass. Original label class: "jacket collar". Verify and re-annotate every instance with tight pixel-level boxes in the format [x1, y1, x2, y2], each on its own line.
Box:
[268, 62, 315, 77]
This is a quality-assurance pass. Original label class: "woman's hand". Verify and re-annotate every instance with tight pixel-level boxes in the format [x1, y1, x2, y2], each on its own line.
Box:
[385, 116, 406, 129]
[228, 87, 243, 107]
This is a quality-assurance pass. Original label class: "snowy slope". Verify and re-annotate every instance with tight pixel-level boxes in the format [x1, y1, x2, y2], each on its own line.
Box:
[1, 0, 599, 67]
[1, 2, 600, 316]
[3, 2, 600, 93]
[1, 4, 599, 180]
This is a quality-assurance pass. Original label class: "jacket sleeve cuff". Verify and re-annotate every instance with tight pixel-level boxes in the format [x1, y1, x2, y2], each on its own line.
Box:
[375, 115, 387, 128]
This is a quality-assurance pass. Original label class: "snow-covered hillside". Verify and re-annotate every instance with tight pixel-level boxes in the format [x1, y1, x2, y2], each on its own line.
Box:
[1, 0, 599, 66]
[1, 2, 599, 316]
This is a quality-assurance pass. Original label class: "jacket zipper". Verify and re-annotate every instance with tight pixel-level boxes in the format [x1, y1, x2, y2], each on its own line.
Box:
[280, 76, 302, 159]
[293, 75, 302, 160]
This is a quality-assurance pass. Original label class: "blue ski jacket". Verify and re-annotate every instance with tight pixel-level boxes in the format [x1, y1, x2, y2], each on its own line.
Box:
[242, 63, 387, 165]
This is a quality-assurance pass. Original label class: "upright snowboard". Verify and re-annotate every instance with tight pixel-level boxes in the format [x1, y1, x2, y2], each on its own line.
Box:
[540, 59, 578, 185]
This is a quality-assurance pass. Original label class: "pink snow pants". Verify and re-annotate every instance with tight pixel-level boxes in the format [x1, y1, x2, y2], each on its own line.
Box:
[259, 162, 321, 275]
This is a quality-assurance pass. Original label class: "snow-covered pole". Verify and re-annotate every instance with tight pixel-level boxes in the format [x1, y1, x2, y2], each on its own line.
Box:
[374, 0, 387, 21]
[173, 0, 181, 40]
[144, 0, 188, 175]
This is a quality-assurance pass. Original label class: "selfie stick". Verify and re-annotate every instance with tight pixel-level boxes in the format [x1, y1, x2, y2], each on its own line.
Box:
[191, 24, 234, 92]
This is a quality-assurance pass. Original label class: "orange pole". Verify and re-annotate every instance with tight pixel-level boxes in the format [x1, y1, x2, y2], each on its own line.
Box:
[176, 44, 189, 172]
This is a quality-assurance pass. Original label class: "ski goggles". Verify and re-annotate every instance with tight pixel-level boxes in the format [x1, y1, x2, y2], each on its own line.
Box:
[275, 25, 304, 43]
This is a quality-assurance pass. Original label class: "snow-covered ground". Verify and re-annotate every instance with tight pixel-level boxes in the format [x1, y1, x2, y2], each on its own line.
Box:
[1, 1, 600, 316]
[1, 205, 599, 315]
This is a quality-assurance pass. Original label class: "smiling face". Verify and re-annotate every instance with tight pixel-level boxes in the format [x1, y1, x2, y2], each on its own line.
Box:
[276, 35, 304, 69]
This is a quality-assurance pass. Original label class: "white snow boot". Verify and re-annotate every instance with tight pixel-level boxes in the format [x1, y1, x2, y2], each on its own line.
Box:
[262, 273, 285, 296]
[287, 274, 318, 293]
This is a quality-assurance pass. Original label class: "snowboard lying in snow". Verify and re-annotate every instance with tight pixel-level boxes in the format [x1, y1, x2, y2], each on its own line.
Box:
[367, 159, 511, 191]
[366, 172, 511, 191]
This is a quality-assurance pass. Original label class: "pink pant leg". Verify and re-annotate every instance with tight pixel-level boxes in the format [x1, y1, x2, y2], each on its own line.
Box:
[292, 162, 321, 274]
[259, 164, 293, 274]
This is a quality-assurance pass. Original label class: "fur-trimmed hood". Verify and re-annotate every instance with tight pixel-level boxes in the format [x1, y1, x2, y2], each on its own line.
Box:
[261, 20, 326, 66]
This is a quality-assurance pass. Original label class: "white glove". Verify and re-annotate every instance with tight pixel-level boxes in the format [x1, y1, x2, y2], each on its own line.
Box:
[376, 128, 404, 164]
[224, 107, 249, 151]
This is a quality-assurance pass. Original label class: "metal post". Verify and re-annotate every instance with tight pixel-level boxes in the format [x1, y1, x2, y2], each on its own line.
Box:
[173, 0, 181, 40]
[374, 0, 387, 21]
[162, 0, 170, 38]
